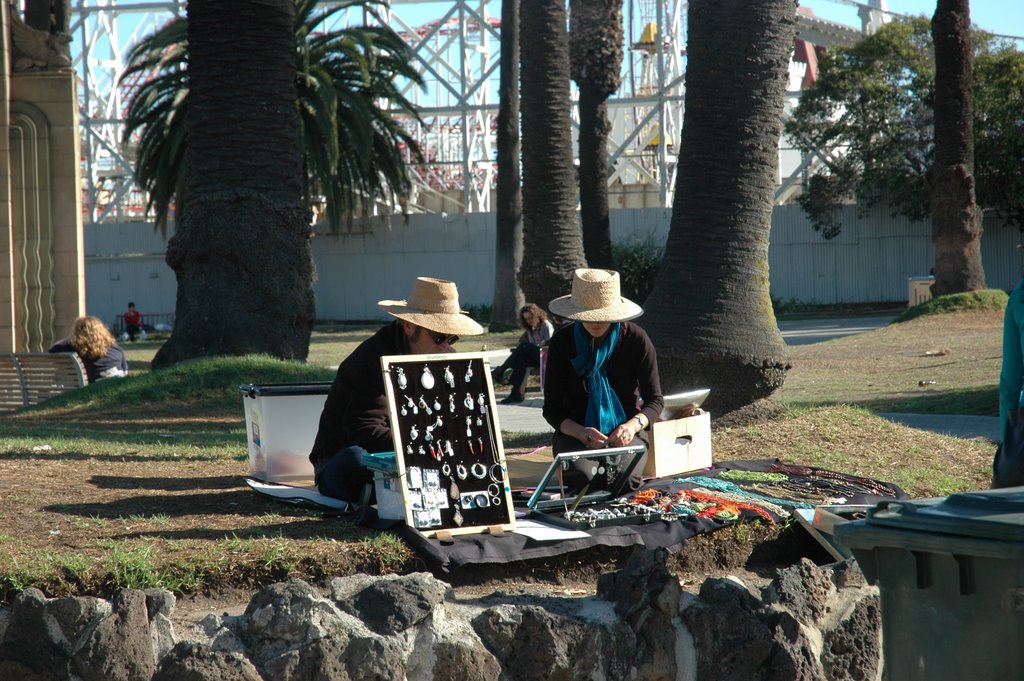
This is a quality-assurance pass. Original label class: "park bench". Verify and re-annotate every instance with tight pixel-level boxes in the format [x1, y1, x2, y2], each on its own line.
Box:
[0, 352, 88, 411]
[111, 312, 175, 336]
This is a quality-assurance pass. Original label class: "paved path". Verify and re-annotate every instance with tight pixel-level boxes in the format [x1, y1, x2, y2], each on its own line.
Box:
[878, 413, 1000, 442]
[491, 319, 1004, 442]
[778, 315, 897, 346]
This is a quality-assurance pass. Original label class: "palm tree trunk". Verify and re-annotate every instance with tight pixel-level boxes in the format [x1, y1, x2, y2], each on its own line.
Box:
[491, 0, 525, 331]
[930, 0, 985, 296]
[519, 0, 586, 307]
[644, 0, 796, 416]
[153, 0, 315, 368]
[577, 87, 614, 269]
[570, 0, 622, 270]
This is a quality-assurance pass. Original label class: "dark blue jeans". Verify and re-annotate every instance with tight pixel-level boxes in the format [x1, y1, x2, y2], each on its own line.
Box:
[506, 342, 541, 390]
[315, 445, 375, 503]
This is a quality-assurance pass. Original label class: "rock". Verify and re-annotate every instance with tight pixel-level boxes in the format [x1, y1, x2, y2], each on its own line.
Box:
[820, 594, 882, 681]
[73, 589, 157, 681]
[762, 609, 827, 681]
[333, 572, 451, 636]
[475, 603, 616, 681]
[597, 547, 682, 680]
[0, 589, 71, 679]
[762, 558, 836, 626]
[430, 637, 502, 681]
[240, 578, 347, 664]
[152, 640, 263, 681]
[146, 588, 178, 660]
[683, 578, 775, 681]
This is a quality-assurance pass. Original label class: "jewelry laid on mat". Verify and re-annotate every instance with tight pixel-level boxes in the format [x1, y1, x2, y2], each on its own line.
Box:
[421, 365, 435, 390]
[418, 395, 431, 415]
[464, 393, 474, 410]
[464, 362, 473, 382]
[444, 365, 455, 388]
[395, 366, 407, 390]
[448, 394, 456, 413]
[409, 424, 419, 441]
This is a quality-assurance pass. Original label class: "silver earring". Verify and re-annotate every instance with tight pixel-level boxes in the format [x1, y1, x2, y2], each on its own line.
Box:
[406, 396, 417, 415]
[400, 404, 407, 417]
[478, 393, 487, 413]
[465, 416, 472, 437]
[475, 415, 482, 427]
[395, 366, 407, 390]
[421, 365, 434, 390]
[433, 397, 441, 412]
[418, 395, 431, 415]
[448, 394, 455, 413]
[464, 393, 473, 410]
[464, 363, 473, 382]
[445, 440, 454, 457]
[444, 365, 455, 388]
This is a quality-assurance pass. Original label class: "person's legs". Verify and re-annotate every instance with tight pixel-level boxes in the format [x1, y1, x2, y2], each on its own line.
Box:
[314, 445, 375, 503]
[507, 344, 540, 392]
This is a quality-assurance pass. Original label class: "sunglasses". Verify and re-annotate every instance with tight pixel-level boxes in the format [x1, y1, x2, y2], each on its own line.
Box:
[431, 333, 459, 346]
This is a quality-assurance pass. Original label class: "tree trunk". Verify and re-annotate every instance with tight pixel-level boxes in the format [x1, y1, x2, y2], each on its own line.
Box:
[570, 0, 622, 270]
[930, 0, 985, 296]
[519, 0, 586, 308]
[153, 0, 315, 368]
[491, 0, 524, 332]
[643, 0, 796, 416]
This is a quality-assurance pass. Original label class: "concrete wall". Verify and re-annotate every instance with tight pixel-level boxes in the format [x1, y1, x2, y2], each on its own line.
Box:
[84, 206, 1021, 327]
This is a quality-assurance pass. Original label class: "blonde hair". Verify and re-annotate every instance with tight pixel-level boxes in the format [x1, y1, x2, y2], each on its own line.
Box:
[71, 316, 116, 360]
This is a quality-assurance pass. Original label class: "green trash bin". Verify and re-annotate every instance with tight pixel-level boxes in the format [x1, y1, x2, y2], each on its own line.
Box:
[835, 489, 1024, 681]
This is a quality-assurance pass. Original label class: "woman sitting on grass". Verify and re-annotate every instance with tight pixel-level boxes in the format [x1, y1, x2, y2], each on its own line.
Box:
[49, 316, 128, 383]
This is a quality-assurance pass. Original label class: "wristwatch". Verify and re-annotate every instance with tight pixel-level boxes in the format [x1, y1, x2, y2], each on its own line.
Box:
[633, 414, 647, 430]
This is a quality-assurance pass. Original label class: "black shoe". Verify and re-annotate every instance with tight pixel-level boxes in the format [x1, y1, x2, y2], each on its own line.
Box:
[500, 392, 525, 405]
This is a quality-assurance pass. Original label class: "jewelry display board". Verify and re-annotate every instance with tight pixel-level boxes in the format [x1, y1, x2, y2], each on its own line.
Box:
[381, 352, 516, 537]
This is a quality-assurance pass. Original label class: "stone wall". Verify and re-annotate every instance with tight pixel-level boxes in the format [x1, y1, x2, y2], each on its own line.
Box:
[0, 549, 881, 681]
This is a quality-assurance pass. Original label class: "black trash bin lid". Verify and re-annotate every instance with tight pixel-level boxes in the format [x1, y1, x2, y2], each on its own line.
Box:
[867, 488, 1024, 542]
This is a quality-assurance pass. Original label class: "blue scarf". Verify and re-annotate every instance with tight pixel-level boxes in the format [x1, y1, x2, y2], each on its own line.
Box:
[571, 322, 626, 433]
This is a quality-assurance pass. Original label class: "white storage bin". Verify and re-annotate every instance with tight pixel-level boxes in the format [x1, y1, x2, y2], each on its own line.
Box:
[240, 383, 331, 482]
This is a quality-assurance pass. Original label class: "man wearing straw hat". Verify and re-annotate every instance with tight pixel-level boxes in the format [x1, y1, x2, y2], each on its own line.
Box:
[310, 277, 484, 503]
[543, 268, 664, 492]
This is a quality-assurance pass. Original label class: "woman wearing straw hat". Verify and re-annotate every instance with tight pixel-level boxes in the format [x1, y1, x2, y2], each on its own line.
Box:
[542, 268, 664, 492]
[310, 277, 484, 503]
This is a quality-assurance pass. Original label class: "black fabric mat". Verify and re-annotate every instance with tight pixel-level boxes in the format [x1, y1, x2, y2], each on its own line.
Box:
[392, 458, 906, 571]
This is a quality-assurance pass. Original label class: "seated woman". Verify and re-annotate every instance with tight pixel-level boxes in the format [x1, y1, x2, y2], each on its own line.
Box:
[49, 316, 128, 383]
[541, 268, 663, 493]
[493, 303, 555, 404]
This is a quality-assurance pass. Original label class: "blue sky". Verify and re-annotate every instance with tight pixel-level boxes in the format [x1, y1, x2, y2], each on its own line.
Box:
[800, 0, 1024, 41]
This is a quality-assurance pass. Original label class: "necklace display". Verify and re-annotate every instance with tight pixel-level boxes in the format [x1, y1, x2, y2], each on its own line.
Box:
[386, 356, 511, 533]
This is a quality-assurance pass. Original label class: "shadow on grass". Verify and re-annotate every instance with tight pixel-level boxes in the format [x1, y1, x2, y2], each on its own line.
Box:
[88, 475, 243, 491]
[1, 450, 241, 463]
[786, 385, 998, 416]
[44, 488, 291, 519]
[860, 385, 998, 415]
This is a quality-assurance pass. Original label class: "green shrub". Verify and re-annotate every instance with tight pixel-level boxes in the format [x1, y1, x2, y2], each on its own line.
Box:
[894, 289, 1008, 323]
[613, 239, 664, 303]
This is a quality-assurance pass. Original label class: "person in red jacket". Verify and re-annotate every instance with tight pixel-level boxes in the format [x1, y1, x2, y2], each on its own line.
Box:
[123, 302, 144, 341]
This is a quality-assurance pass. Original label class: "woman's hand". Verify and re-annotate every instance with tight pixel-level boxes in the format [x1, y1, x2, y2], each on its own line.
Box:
[607, 420, 640, 448]
[578, 426, 607, 449]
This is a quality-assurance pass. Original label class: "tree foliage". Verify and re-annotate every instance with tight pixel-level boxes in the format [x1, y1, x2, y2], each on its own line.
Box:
[785, 17, 1024, 237]
[121, 0, 423, 233]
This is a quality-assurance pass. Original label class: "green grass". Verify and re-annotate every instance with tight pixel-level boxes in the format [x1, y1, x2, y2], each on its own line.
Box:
[0, 311, 1004, 601]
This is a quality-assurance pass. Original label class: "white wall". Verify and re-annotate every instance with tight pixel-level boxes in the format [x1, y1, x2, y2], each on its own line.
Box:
[85, 206, 1021, 326]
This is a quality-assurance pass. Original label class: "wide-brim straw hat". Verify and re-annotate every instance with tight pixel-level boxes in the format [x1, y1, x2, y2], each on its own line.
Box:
[378, 277, 484, 336]
[548, 268, 644, 322]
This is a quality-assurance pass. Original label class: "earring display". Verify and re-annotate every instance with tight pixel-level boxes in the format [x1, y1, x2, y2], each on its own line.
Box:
[381, 353, 515, 537]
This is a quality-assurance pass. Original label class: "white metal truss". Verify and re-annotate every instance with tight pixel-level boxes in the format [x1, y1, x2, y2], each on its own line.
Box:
[70, 0, 860, 226]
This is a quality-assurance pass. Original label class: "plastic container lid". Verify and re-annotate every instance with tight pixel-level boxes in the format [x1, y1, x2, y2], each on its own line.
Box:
[239, 382, 333, 398]
[865, 488, 1024, 542]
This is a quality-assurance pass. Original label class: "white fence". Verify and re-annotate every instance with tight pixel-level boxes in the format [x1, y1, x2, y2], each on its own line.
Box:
[84, 206, 1022, 326]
